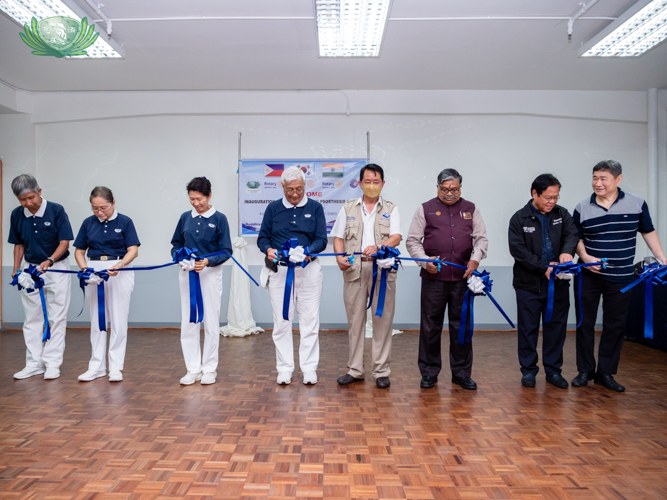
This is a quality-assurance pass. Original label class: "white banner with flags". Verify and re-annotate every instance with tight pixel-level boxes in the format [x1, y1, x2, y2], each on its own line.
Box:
[238, 159, 366, 235]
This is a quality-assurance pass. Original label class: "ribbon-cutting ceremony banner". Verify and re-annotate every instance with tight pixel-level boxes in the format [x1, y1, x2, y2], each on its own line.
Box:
[238, 159, 366, 235]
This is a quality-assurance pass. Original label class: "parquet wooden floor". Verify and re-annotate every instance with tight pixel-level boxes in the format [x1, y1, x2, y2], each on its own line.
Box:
[1, 329, 666, 500]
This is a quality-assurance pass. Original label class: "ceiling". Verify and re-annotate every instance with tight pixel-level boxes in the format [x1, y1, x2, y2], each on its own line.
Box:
[0, 0, 666, 92]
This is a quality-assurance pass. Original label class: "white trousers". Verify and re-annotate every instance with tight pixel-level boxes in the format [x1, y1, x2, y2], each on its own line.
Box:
[179, 265, 223, 374]
[268, 260, 322, 374]
[85, 259, 135, 372]
[20, 258, 71, 369]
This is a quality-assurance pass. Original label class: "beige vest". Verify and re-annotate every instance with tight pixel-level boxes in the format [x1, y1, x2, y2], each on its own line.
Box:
[341, 197, 397, 283]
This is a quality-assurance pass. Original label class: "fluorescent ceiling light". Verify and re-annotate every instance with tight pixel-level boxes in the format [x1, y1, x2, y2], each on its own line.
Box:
[582, 0, 667, 57]
[0, 0, 122, 58]
[316, 0, 393, 57]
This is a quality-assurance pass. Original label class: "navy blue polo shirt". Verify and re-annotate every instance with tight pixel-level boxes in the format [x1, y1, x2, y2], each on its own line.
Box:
[170, 207, 232, 267]
[74, 212, 141, 259]
[530, 202, 555, 263]
[257, 197, 328, 254]
[8, 199, 73, 264]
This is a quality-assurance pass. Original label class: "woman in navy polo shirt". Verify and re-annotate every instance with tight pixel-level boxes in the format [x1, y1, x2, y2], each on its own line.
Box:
[171, 177, 232, 386]
[74, 186, 140, 383]
[9, 174, 73, 381]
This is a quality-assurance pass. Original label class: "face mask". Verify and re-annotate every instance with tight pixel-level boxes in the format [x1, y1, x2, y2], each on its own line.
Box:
[361, 184, 382, 198]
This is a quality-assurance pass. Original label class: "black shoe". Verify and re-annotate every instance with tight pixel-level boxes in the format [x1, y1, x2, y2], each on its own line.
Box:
[594, 373, 625, 392]
[452, 375, 477, 390]
[376, 377, 390, 389]
[420, 376, 438, 388]
[571, 372, 594, 387]
[521, 373, 536, 387]
[546, 373, 569, 389]
[337, 374, 364, 385]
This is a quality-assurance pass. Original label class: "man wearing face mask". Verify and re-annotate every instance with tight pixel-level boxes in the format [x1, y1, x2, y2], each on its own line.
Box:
[406, 168, 488, 390]
[331, 163, 402, 389]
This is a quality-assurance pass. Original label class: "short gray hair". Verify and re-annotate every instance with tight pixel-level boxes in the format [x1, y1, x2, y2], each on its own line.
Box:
[593, 160, 622, 178]
[281, 166, 305, 185]
[437, 168, 462, 185]
[11, 174, 40, 197]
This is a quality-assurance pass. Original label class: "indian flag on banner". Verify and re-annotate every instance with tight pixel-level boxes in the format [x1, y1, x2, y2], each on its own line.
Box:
[322, 163, 344, 177]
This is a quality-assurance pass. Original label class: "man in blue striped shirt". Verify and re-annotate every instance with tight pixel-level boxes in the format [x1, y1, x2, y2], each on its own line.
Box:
[573, 160, 666, 391]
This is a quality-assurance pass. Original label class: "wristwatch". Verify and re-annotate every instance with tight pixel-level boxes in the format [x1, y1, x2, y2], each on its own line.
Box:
[47, 257, 55, 266]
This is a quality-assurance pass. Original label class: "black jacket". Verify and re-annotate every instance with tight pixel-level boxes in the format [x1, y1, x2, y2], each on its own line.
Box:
[508, 201, 579, 293]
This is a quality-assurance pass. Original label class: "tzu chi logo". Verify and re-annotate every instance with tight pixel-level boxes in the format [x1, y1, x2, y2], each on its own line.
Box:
[20, 17, 100, 58]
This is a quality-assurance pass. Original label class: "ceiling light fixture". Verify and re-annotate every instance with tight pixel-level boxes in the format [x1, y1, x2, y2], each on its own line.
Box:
[315, 0, 393, 57]
[0, 0, 122, 58]
[581, 0, 667, 57]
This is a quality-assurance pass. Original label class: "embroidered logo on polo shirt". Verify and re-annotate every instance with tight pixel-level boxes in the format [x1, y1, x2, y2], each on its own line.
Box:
[115, 229, 122, 233]
[304, 214, 312, 218]
[43, 222, 51, 226]
[523, 227, 536, 233]
[208, 223, 215, 228]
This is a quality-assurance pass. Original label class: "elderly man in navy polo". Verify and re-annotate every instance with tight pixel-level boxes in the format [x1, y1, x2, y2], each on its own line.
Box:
[407, 168, 488, 390]
[573, 160, 667, 392]
[8, 174, 73, 381]
[258, 166, 328, 386]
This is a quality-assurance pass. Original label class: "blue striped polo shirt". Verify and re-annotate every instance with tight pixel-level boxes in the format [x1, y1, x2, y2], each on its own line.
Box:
[573, 189, 654, 282]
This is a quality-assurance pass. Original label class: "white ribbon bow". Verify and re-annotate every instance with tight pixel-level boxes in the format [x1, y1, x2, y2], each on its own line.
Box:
[85, 274, 103, 285]
[467, 275, 486, 294]
[556, 272, 573, 280]
[377, 257, 396, 269]
[179, 258, 196, 272]
[18, 272, 36, 292]
[288, 245, 307, 263]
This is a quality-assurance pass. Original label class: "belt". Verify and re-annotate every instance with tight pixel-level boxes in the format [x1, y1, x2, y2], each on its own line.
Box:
[361, 257, 374, 262]
[89, 255, 123, 261]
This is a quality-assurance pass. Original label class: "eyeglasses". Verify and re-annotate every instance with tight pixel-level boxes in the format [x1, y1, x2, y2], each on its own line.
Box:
[438, 187, 460, 195]
[540, 195, 560, 202]
[284, 188, 305, 195]
[91, 204, 112, 213]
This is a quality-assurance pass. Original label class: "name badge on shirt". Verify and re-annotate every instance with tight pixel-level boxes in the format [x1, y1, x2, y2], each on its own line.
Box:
[462, 212, 472, 219]
[44, 222, 51, 226]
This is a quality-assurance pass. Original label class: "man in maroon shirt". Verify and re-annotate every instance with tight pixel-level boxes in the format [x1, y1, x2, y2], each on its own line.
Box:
[406, 169, 488, 390]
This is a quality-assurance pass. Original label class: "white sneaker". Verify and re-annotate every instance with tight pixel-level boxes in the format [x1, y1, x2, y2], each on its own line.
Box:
[303, 372, 318, 385]
[78, 369, 105, 382]
[180, 372, 202, 385]
[108, 370, 123, 382]
[277, 372, 292, 385]
[13, 366, 45, 380]
[200, 372, 217, 385]
[44, 367, 61, 380]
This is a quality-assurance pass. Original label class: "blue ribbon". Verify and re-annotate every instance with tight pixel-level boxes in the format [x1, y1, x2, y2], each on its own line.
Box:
[621, 263, 667, 339]
[76, 268, 111, 331]
[367, 246, 400, 317]
[545, 259, 608, 327]
[274, 238, 308, 321]
[10, 265, 51, 342]
[172, 247, 205, 323]
[391, 256, 515, 332]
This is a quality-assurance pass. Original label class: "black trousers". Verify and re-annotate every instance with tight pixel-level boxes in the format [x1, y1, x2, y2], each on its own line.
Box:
[574, 271, 632, 375]
[418, 278, 472, 378]
[515, 284, 569, 376]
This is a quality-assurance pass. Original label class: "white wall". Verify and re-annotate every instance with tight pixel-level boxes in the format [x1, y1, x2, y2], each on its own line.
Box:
[0, 89, 654, 326]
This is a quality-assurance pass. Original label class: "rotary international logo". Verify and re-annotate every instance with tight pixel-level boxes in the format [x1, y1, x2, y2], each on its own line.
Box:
[307, 180, 315, 188]
[20, 17, 99, 58]
[435, 211, 441, 216]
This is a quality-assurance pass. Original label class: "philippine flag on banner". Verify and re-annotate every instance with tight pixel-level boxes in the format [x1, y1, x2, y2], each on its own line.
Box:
[322, 163, 344, 177]
[264, 164, 284, 177]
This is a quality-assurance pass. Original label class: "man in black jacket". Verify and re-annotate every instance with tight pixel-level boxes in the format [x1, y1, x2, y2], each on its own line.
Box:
[508, 174, 579, 389]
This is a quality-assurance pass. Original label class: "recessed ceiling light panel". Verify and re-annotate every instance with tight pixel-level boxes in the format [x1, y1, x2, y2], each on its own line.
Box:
[0, 0, 121, 58]
[316, 0, 393, 57]
[582, 0, 667, 57]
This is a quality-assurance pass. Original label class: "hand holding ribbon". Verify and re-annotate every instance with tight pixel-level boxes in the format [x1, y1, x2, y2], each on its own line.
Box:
[368, 246, 400, 317]
[173, 247, 204, 323]
[77, 268, 110, 332]
[621, 262, 667, 339]
[10, 265, 50, 342]
[545, 259, 608, 327]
